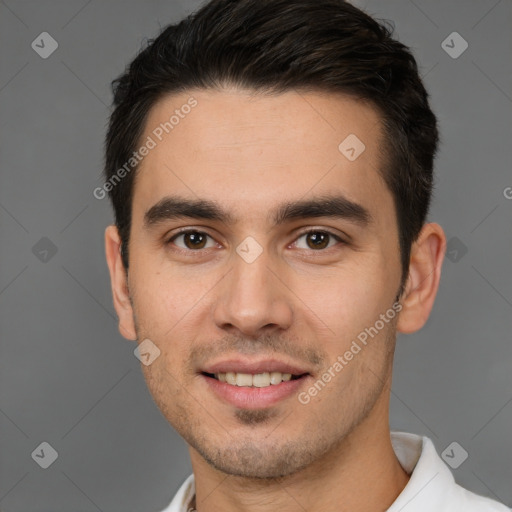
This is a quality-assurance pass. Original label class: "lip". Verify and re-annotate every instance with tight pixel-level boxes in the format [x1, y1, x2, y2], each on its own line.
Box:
[201, 372, 311, 409]
[201, 358, 311, 376]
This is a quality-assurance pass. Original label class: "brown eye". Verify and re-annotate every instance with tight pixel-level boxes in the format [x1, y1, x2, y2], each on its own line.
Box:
[168, 230, 215, 250]
[183, 232, 207, 249]
[306, 232, 329, 249]
[294, 230, 343, 251]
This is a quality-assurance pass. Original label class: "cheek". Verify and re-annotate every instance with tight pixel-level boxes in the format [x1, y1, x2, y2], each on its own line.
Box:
[141, 360, 185, 423]
[130, 265, 214, 370]
[293, 260, 391, 342]
[131, 264, 202, 329]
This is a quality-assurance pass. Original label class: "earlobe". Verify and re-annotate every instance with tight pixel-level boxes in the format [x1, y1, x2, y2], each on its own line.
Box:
[396, 223, 446, 334]
[104, 225, 137, 341]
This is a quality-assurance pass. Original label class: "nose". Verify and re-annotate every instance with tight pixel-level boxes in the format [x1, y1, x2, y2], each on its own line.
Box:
[213, 248, 293, 338]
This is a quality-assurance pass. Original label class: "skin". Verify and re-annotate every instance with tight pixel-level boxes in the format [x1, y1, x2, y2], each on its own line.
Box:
[105, 88, 446, 512]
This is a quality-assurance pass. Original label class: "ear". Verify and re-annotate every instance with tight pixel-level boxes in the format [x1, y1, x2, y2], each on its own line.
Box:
[397, 222, 446, 334]
[105, 225, 137, 340]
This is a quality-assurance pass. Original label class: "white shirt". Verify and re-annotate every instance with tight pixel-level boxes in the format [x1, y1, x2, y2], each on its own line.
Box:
[160, 431, 510, 511]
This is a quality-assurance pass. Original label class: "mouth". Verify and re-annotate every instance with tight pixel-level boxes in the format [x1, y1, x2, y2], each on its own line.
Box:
[201, 371, 307, 388]
[201, 371, 310, 409]
[198, 359, 312, 409]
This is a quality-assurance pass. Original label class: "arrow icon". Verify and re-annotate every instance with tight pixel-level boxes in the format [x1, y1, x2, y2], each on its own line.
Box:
[31, 441, 58, 468]
[32, 237, 58, 262]
[441, 441, 468, 469]
[31, 32, 59, 59]
[134, 339, 161, 365]
[444, 449, 455, 458]
[236, 236, 263, 263]
[338, 134, 365, 161]
[441, 32, 468, 59]
[446, 236, 467, 262]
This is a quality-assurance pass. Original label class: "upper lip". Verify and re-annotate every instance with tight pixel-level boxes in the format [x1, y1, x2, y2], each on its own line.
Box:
[201, 358, 311, 376]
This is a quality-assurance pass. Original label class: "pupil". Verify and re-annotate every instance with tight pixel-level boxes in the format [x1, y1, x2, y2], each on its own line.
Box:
[307, 232, 328, 249]
[186, 232, 206, 249]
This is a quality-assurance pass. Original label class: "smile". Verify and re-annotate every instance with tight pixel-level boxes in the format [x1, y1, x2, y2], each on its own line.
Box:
[203, 371, 304, 388]
[200, 371, 310, 409]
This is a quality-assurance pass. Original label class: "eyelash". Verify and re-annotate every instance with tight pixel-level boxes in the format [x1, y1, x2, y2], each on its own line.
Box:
[165, 228, 346, 254]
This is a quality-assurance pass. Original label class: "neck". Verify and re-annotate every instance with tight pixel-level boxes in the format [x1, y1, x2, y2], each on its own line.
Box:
[188, 392, 410, 512]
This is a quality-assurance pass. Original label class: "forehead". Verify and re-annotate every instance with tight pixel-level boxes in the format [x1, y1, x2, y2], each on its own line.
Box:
[132, 88, 393, 227]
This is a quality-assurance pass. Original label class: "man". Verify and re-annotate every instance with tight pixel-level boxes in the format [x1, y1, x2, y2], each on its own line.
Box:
[103, 0, 509, 510]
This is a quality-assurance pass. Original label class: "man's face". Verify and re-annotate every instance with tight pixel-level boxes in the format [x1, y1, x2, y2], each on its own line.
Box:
[123, 89, 403, 478]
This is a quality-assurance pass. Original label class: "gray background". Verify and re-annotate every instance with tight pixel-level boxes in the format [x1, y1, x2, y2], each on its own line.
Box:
[0, 0, 511, 510]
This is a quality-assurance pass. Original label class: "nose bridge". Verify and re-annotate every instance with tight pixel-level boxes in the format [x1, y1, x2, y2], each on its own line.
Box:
[213, 245, 293, 335]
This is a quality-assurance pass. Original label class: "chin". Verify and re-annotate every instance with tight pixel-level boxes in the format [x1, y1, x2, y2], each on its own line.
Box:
[193, 436, 322, 480]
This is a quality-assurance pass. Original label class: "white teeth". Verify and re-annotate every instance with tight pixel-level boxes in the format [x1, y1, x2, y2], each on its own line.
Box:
[235, 373, 253, 386]
[270, 371, 283, 385]
[225, 372, 237, 385]
[214, 371, 295, 387]
[252, 372, 270, 387]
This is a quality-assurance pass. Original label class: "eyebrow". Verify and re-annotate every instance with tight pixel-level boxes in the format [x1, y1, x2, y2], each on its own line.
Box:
[143, 194, 372, 229]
